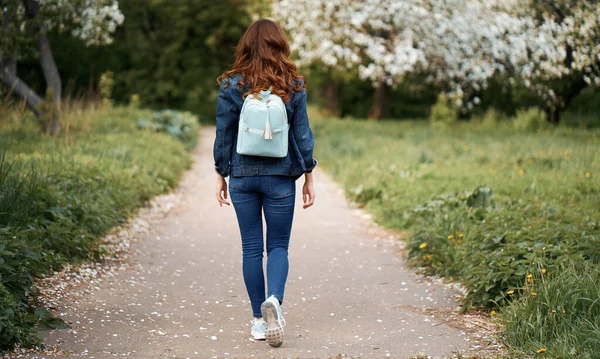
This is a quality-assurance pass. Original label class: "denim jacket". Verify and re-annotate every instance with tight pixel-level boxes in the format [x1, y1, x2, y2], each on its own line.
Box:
[213, 74, 317, 179]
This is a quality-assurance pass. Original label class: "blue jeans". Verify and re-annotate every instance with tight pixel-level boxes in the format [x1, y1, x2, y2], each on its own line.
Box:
[229, 175, 296, 318]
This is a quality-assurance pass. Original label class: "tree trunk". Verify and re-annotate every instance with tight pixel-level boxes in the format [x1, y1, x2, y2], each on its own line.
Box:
[0, 61, 43, 116]
[1, 0, 43, 116]
[321, 79, 340, 117]
[22, 0, 62, 135]
[38, 34, 62, 135]
[4, 58, 16, 76]
[369, 79, 390, 120]
[544, 76, 587, 125]
[544, 107, 560, 125]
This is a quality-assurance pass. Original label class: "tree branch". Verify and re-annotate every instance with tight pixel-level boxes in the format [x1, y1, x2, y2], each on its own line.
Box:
[543, 0, 565, 22]
[0, 60, 43, 116]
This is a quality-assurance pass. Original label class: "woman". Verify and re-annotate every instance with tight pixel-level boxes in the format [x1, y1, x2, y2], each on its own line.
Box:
[213, 19, 317, 348]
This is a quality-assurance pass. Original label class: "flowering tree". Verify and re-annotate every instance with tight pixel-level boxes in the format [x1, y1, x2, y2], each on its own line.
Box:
[272, 0, 357, 116]
[273, 0, 425, 118]
[273, 0, 599, 122]
[508, 1, 600, 123]
[273, 0, 527, 118]
[0, 0, 123, 134]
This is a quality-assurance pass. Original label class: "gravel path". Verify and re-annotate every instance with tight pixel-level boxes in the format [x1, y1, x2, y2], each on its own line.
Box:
[24, 128, 480, 359]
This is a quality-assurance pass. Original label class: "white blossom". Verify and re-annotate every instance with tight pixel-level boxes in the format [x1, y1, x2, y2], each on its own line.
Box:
[273, 0, 600, 109]
[39, 0, 124, 45]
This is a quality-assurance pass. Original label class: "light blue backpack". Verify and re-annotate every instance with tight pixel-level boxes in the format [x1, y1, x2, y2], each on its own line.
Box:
[236, 88, 288, 158]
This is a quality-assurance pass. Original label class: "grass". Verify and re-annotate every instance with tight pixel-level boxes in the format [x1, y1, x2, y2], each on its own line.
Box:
[0, 105, 198, 351]
[310, 108, 600, 358]
[503, 263, 600, 358]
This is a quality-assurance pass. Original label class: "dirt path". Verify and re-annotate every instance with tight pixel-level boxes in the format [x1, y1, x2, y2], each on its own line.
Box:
[25, 128, 480, 358]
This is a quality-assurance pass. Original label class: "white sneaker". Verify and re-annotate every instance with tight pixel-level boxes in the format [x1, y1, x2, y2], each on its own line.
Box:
[250, 319, 266, 340]
[260, 295, 286, 347]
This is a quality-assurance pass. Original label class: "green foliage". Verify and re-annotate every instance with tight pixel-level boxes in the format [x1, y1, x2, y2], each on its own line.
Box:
[13, 0, 252, 120]
[512, 107, 550, 132]
[429, 93, 459, 129]
[138, 110, 200, 151]
[0, 106, 195, 351]
[502, 263, 600, 358]
[244, 0, 271, 19]
[312, 114, 599, 355]
[304, 63, 437, 119]
[562, 88, 600, 128]
[471, 108, 506, 129]
[129, 94, 140, 108]
[405, 186, 600, 310]
[109, 0, 252, 118]
[0, 283, 41, 350]
[99, 70, 115, 107]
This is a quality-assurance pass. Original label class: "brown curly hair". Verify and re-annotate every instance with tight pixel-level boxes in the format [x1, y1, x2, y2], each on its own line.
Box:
[217, 19, 305, 103]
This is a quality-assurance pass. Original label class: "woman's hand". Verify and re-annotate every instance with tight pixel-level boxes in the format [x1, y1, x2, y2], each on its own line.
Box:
[215, 175, 231, 207]
[302, 172, 315, 209]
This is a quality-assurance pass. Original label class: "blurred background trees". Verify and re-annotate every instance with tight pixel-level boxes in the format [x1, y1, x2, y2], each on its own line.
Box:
[3, 0, 251, 125]
[1, 0, 123, 134]
[274, 0, 600, 124]
[2, 0, 599, 128]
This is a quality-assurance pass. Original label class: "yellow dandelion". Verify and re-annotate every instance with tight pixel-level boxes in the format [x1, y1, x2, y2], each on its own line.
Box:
[419, 243, 427, 249]
[458, 233, 464, 238]
[532, 292, 537, 296]
[519, 169, 524, 176]
[464, 145, 469, 151]
[592, 161, 596, 166]
[423, 255, 432, 261]
[457, 239, 463, 244]
[490, 310, 496, 316]
[527, 273, 533, 279]
[448, 234, 454, 239]
[506, 290, 515, 295]
[537, 348, 547, 354]
[586, 172, 591, 178]
[564, 149, 569, 155]
[541, 268, 547, 274]
[552, 309, 557, 313]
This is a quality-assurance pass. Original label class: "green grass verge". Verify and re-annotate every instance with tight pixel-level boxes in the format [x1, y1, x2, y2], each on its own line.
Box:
[0, 106, 198, 351]
[312, 113, 599, 358]
[503, 262, 600, 358]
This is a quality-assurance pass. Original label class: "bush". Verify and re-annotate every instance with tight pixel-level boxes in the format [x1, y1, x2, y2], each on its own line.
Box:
[429, 93, 459, 130]
[472, 108, 506, 129]
[138, 110, 200, 150]
[405, 186, 600, 309]
[512, 107, 550, 132]
[0, 106, 196, 351]
[0, 283, 41, 350]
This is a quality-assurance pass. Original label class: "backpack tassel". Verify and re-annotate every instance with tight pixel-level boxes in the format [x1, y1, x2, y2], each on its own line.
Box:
[262, 119, 274, 140]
